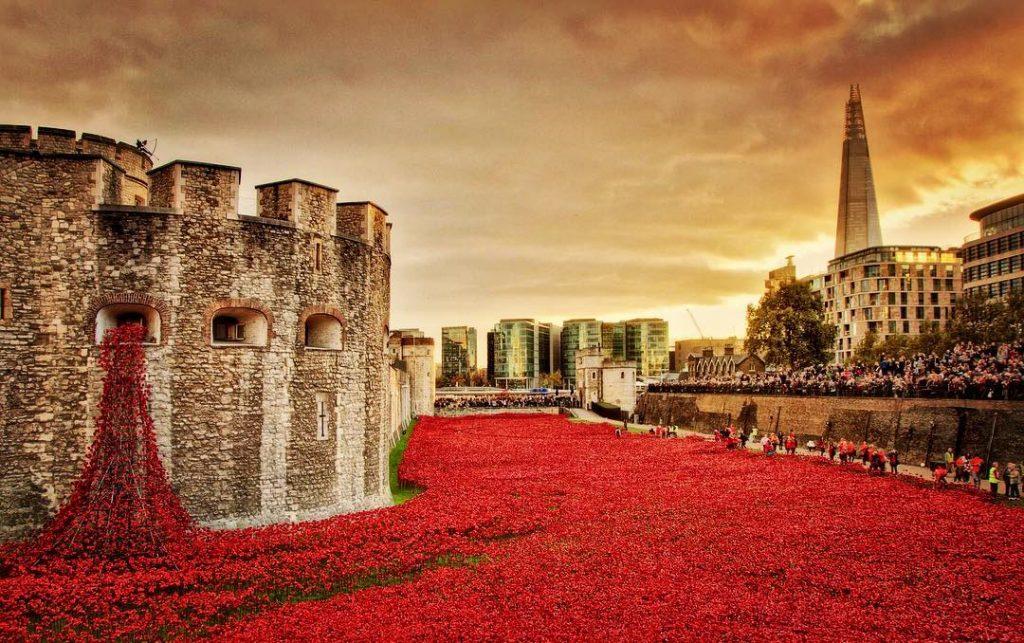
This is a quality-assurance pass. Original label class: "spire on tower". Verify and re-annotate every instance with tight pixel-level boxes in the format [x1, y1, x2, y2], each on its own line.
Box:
[835, 84, 882, 257]
[844, 84, 866, 140]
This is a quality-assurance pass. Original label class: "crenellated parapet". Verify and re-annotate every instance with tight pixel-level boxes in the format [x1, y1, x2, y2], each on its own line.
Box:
[0, 126, 392, 256]
[0, 125, 153, 206]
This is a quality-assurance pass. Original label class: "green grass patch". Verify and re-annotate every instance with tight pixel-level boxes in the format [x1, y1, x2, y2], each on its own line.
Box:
[389, 421, 424, 504]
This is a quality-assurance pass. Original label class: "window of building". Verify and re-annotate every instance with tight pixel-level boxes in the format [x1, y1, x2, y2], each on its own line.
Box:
[316, 393, 330, 441]
[313, 241, 323, 273]
[95, 303, 161, 344]
[304, 314, 344, 350]
[0, 286, 9, 321]
[211, 308, 269, 347]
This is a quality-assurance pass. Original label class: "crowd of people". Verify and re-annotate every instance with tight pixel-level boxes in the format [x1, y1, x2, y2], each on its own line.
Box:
[641, 422, 1021, 501]
[649, 341, 1024, 400]
[931, 448, 1023, 499]
[434, 392, 578, 410]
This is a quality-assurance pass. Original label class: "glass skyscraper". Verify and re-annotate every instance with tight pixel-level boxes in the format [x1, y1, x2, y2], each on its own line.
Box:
[441, 326, 477, 382]
[624, 318, 669, 376]
[561, 319, 602, 386]
[601, 321, 626, 361]
[490, 319, 553, 387]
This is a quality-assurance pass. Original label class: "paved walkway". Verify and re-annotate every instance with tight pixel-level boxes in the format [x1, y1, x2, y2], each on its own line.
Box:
[566, 407, 1002, 491]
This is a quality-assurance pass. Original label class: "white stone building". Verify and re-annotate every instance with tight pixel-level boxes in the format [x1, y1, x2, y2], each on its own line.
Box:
[575, 348, 637, 416]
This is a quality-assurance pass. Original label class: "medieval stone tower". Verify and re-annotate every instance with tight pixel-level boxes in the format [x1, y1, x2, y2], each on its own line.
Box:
[0, 125, 396, 537]
[834, 84, 883, 257]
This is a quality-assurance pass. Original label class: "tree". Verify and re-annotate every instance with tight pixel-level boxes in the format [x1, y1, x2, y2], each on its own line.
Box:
[914, 321, 953, 356]
[945, 291, 1024, 346]
[745, 282, 836, 368]
[469, 368, 489, 387]
[853, 330, 880, 363]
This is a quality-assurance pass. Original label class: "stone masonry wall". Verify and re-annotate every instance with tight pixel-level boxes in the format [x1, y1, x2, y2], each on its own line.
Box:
[0, 127, 394, 538]
[637, 393, 1024, 465]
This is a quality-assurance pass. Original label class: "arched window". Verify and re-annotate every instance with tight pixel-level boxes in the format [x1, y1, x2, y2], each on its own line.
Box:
[211, 307, 269, 347]
[95, 303, 161, 344]
[304, 314, 344, 350]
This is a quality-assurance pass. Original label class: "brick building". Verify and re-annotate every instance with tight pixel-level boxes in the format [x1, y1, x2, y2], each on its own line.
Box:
[0, 125, 398, 537]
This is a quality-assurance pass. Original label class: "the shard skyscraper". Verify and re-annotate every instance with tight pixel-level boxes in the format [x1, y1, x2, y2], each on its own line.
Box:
[834, 84, 883, 257]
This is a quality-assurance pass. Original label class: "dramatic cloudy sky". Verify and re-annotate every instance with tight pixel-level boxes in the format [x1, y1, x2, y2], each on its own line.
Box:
[4, 0, 1024, 360]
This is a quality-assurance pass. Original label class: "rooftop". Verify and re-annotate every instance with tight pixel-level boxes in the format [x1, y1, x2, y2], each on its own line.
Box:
[969, 193, 1024, 221]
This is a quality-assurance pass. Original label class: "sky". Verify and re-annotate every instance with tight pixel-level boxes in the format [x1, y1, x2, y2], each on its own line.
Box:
[3, 0, 1024, 363]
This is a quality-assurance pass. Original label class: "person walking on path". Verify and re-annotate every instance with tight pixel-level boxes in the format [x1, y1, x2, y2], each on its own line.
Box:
[785, 434, 797, 456]
[1006, 463, 1021, 501]
[970, 456, 984, 489]
[944, 448, 954, 473]
[954, 454, 967, 483]
[888, 449, 900, 475]
[988, 462, 1002, 500]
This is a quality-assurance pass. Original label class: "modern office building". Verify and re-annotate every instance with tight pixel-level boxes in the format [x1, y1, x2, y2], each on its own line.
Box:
[489, 319, 554, 388]
[486, 330, 496, 385]
[834, 84, 883, 257]
[601, 321, 626, 361]
[440, 326, 477, 383]
[624, 318, 670, 376]
[961, 194, 1024, 299]
[560, 319, 602, 386]
[822, 246, 961, 362]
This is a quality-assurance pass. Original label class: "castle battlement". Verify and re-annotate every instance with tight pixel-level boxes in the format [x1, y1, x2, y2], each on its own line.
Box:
[0, 126, 392, 253]
[0, 124, 153, 181]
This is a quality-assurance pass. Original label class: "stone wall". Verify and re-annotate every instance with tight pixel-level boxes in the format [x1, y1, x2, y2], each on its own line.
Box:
[637, 393, 1024, 465]
[0, 126, 395, 538]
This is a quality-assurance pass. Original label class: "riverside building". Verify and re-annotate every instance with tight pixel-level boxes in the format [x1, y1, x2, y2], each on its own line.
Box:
[961, 194, 1024, 299]
[823, 246, 961, 362]
[560, 319, 602, 387]
[624, 318, 670, 377]
[488, 319, 554, 389]
[441, 326, 477, 383]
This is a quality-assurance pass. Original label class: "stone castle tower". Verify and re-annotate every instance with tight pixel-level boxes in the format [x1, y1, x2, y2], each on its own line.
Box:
[0, 125, 397, 537]
[834, 84, 883, 257]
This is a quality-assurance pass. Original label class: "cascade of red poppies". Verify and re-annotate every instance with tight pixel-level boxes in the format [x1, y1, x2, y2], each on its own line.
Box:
[28, 323, 191, 566]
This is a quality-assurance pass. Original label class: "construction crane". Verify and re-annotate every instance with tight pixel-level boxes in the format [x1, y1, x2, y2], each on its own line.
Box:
[686, 309, 705, 340]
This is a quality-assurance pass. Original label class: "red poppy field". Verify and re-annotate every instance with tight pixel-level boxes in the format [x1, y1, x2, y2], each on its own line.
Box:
[3, 412, 1024, 640]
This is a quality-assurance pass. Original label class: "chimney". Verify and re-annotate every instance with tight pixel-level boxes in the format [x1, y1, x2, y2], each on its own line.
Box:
[724, 345, 735, 356]
[702, 347, 713, 358]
